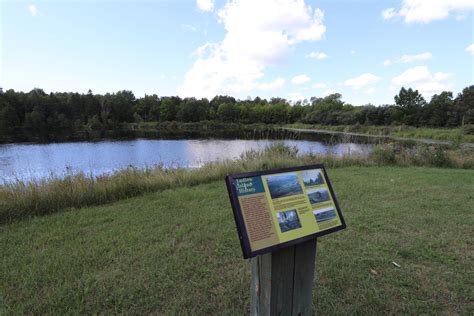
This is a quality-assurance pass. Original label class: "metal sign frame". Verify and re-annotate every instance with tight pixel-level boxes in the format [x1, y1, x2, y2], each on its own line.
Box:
[225, 164, 346, 258]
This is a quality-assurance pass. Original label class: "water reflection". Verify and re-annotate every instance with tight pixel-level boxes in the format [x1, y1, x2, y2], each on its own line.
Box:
[0, 139, 372, 183]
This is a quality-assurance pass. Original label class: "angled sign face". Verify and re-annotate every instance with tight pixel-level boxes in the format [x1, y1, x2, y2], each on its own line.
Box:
[226, 164, 346, 258]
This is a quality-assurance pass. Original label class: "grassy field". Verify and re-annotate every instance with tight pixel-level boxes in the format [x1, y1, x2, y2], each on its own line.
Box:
[1, 166, 473, 314]
[285, 123, 474, 143]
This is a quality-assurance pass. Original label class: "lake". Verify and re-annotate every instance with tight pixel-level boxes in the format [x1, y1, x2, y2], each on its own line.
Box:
[0, 138, 372, 184]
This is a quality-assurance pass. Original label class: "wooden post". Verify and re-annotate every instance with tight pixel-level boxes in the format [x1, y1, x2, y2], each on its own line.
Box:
[251, 238, 317, 316]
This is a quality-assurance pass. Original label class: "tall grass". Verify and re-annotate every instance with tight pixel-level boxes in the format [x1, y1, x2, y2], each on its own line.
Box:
[369, 143, 469, 168]
[0, 143, 472, 224]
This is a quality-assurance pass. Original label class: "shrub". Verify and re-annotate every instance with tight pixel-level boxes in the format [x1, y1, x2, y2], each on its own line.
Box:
[412, 145, 453, 168]
[463, 124, 474, 135]
[369, 143, 397, 165]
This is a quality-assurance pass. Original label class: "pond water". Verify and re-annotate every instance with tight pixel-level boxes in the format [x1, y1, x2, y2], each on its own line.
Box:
[0, 138, 372, 184]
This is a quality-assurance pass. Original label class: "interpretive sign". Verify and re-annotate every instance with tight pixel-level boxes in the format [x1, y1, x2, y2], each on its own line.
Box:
[226, 164, 345, 258]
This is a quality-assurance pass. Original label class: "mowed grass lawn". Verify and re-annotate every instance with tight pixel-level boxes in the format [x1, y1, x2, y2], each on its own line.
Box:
[1, 167, 473, 314]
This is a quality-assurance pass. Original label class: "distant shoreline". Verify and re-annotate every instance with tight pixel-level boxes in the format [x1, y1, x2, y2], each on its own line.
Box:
[282, 124, 474, 147]
[283, 127, 453, 145]
[2, 122, 472, 147]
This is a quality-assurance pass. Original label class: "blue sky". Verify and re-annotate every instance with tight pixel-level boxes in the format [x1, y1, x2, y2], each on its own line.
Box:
[1, 0, 473, 105]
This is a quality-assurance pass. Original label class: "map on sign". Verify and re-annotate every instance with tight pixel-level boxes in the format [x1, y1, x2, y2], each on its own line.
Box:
[226, 165, 345, 258]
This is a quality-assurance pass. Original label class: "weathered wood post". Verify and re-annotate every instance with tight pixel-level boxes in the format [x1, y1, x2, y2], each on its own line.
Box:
[250, 238, 317, 316]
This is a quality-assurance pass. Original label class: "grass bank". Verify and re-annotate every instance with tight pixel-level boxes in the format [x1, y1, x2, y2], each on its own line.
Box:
[285, 123, 474, 144]
[1, 143, 473, 224]
[1, 166, 473, 314]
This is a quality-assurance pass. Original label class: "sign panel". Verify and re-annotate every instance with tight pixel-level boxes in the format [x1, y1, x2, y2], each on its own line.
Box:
[225, 164, 345, 258]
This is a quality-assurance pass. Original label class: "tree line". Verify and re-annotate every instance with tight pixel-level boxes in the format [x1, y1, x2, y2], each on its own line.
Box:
[0, 86, 472, 140]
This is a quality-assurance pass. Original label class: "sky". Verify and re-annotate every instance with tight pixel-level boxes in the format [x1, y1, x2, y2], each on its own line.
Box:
[1, 0, 473, 105]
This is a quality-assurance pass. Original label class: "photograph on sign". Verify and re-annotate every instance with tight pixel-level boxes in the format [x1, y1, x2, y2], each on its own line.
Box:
[226, 164, 345, 258]
[301, 170, 325, 186]
[307, 188, 331, 205]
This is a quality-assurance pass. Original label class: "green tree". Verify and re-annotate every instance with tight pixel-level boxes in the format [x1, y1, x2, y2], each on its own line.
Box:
[110, 90, 136, 123]
[305, 94, 345, 124]
[133, 112, 143, 123]
[424, 91, 453, 126]
[88, 115, 103, 130]
[453, 85, 474, 126]
[177, 98, 209, 122]
[0, 103, 20, 134]
[394, 87, 426, 125]
[67, 93, 85, 122]
[159, 97, 179, 121]
[135, 94, 160, 121]
[84, 90, 101, 121]
[217, 103, 239, 122]
[24, 105, 46, 133]
[267, 103, 289, 123]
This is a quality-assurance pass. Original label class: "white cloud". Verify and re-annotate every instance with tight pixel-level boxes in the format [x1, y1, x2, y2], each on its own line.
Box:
[197, 0, 214, 12]
[382, 0, 474, 23]
[306, 51, 328, 59]
[364, 87, 376, 94]
[312, 82, 327, 88]
[292, 74, 311, 85]
[382, 8, 396, 19]
[350, 50, 356, 54]
[182, 24, 197, 32]
[179, 0, 326, 98]
[28, 4, 38, 16]
[322, 89, 335, 96]
[465, 43, 474, 55]
[391, 66, 452, 96]
[433, 72, 452, 81]
[400, 52, 432, 63]
[257, 77, 285, 91]
[383, 52, 432, 66]
[191, 42, 218, 58]
[344, 73, 381, 89]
